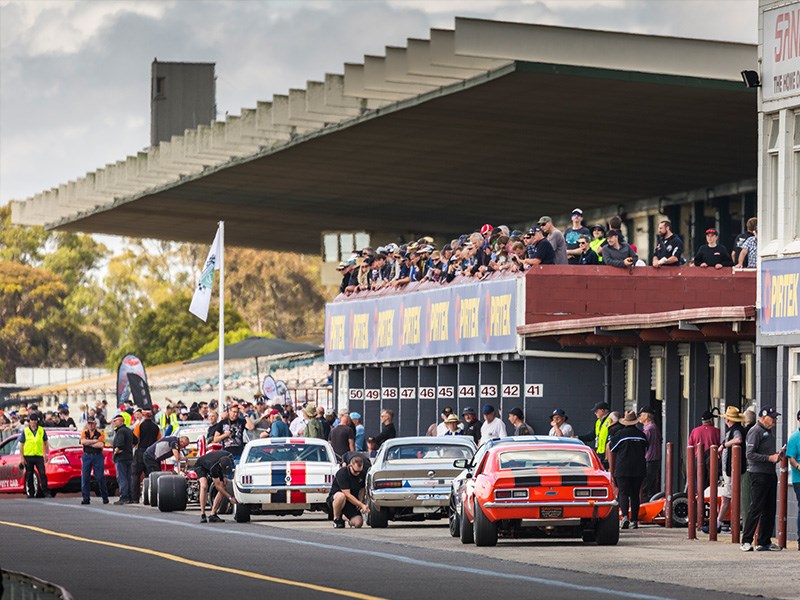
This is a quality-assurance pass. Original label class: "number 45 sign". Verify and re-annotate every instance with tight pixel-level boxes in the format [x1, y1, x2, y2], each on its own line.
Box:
[525, 384, 544, 398]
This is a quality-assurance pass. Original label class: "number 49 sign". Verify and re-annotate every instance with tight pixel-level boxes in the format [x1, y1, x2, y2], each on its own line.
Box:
[525, 384, 544, 398]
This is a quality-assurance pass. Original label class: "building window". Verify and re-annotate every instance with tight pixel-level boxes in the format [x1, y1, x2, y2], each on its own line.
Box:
[322, 232, 371, 263]
[766, 116, 780, 243]
[154, 76, 166, 100]
[794, 113, 800, 239]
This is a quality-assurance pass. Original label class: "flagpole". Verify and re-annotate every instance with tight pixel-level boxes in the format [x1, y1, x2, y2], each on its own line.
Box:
[218, 220, 225, 406]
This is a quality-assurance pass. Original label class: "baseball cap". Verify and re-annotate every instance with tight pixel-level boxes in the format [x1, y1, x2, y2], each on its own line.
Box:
[701, 410, 715, 421]
[180, 407, 189, 414]
[638, 406, 655, 416]
[482, 404, 495, 414]
[350, 412, 362, 420]
[112, 413, 125, 421]
[591, 224, 606, 233]
[538, 216, 552, 225]
[551, 408, 567, 418]
[268, 409, 281, 416]
[526, 226, 541, 235]
[705, 228, 719, 235]
[28, 413, 39, 421]
[442, 406, 454, 416]
[571, 208, 583, 216]
[480, 224, 493, 236]
[508, 407, 524, 419]
[759, 407, 780, 419]
[591, 402, 610, 411]
[86, 415, 96, 423]
[462, 407, 476, 416]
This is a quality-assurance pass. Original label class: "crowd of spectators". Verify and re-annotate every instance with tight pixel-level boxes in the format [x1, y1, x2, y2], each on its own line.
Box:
[337, 210, 759, 296]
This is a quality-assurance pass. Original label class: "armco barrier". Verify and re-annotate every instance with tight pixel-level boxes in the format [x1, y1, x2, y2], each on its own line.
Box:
[1, 569, 73, 600]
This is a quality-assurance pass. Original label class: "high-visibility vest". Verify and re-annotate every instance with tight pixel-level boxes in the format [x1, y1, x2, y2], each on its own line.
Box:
[121, 412, 131, 426]
[595, 415, 611, 455]
[158, 412, 179, 434]
[22, 426, 45, 456]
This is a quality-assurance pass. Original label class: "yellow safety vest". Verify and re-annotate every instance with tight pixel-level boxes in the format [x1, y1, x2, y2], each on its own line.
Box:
[158, 412, 179, 432]
[595, 415, 611, 455]
[22, 426, 45, 456]
[121, 412, 132, 426]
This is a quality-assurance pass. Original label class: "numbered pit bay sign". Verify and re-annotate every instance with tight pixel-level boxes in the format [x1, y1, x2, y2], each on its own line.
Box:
[458, 385, 476, 399]
[381, 387, 398, 400]
[501, 384, 520, 397]
[419, 387, 436, 400]
[400, 387, 416, 399]
[348, 389, 364, 401]
[437, 386, 455, 400]
[479, 384, 498, 399]
[525, 384, 544, 398]
[364, 388, 381, 401]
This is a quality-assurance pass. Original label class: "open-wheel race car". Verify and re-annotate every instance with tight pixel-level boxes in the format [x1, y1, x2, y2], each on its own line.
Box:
[451, 436, 619, 547]
[365, 436, 477, 528]
[231, 437, 339, 523]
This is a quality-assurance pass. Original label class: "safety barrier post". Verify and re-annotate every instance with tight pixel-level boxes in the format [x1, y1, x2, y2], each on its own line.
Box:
[777, 453, 789, 549]
[687, 445, 696, 539]
[708, 445, 718, 541]
[731, 444, 741, 544]
[665, 442, 673, 528]
[695, 442, 705, 533]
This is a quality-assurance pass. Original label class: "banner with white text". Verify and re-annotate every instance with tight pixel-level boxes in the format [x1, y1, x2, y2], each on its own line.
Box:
[325, 277, 519, 364]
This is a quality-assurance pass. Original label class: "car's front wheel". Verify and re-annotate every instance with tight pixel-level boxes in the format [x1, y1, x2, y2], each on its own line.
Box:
[459, 500, 474, 544]
[473, 499, 498, 547]
[142, 479, 150, 505]
[448, 504, 460, 538]
[670, 493, 690, 528]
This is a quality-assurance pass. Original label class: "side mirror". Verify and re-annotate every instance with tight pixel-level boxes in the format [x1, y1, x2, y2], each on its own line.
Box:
[453, 458, 469, 469]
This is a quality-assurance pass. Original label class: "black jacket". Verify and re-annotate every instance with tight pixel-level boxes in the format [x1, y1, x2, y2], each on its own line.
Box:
[136, 419, 160, 451]
[373, 422, 397, 448]
[113, 425, 135, 462]
[608, 424, 648, 478]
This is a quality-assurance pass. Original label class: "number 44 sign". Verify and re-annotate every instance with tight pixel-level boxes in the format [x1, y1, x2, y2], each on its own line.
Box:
[525, 384, 544, 398]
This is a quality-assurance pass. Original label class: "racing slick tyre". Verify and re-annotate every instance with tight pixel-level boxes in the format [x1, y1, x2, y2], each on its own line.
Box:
[217, 480, 235, 514]
[147, 471, 169, 507]
[473, 500, 498, 547]
[142, 479, 150, 505]
[157, 475, 188, 512]
[368, 500, 389, 528]
[459, 501, 474, 544]
[449, 506, 460, 538]
[233, 502, 251, 523]
[595, 511, 620, 546]
[670, 493, 690, 528]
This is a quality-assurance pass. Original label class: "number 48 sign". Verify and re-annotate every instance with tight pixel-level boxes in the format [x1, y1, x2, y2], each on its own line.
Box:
[525, 384, 544, 398]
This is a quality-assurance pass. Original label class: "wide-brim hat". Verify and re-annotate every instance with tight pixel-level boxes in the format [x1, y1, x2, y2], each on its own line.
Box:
[620, 410, 639, 426]
[444, 414, 460, 424]
[303, 403, 317, 418]
[722, 406, 743, 422]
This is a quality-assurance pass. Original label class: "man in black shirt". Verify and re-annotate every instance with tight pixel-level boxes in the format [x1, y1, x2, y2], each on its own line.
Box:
[693, 229, 734, 269]
[460, 407, 481, 444]
[329, 415, 355, 458]
[132, 410, 161, 503]
[328, 455, 368, 528]
[194, 450, 236, 523]
[652, 220, 684, 268]
[213, 403, 254, 458]
[111, 413, 136, 505]
[523, 227, 555, 266]
[373, 409, 397, 449]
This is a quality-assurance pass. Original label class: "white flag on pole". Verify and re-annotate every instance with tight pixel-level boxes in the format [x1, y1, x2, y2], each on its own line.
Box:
[189, 228, 220, 321]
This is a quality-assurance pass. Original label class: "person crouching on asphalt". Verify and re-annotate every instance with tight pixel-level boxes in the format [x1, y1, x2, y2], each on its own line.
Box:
[194, 450, 236, 523]
[328, 455, 369, 528]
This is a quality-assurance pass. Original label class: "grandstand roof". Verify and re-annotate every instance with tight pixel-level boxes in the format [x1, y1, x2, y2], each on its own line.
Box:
[11, 18, 757, 254]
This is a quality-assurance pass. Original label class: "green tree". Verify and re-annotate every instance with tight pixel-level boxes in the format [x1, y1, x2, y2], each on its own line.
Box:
[107, 292, 249, 368]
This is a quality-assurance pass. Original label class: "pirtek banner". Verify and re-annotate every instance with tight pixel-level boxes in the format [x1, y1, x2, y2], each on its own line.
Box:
[761, 257, 800, 334]
[325, 276, 519, 364]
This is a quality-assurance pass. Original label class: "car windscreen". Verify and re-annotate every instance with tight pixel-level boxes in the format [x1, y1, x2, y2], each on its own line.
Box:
[497, 449, 593, 469]
[385, 444, 473, 461]
[47, 434, 82, 450]
[175, 427, 208, 443]
[245, 444, 329, 464]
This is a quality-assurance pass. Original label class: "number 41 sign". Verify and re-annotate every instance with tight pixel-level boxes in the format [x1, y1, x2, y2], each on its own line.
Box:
[525, 384, 544, 398]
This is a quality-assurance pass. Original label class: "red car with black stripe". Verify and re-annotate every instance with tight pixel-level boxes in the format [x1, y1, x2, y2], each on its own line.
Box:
[231, 437, 338, 522]
[452, 436, 619, 546]
[0, 429, 117, 496]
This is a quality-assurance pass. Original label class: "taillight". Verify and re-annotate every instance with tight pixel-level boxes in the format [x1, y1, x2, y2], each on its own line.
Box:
[375, 480, 402, 489]
[240, 475, 253, 485]
[574, 488, 609, 498]
[49, 454, 69, 465]
[495, 489, 529, 500]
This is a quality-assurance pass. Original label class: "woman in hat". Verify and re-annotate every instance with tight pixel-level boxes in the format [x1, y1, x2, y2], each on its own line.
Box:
[608, 410, 648, 529]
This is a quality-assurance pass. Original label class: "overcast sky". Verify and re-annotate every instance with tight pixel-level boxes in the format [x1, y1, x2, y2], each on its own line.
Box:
[0, 0, 757, 205]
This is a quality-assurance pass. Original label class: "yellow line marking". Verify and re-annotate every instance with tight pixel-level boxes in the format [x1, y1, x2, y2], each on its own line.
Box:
[0, 520, 385, 600]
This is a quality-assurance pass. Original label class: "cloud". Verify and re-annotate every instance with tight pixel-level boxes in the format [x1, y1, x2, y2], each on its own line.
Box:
[0, 0, 757, 203]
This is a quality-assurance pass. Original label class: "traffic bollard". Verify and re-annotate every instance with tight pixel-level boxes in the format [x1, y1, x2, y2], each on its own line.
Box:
[695, 442, 705, 533]
[665, 442, 673, 529]
[708, 445, 718, 541]
[687, 445, 696, 539]
[731, 444, 741, 544]
[777, 453, 788, 549]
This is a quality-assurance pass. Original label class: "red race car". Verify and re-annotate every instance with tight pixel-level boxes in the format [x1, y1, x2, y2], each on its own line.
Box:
[0, 429, 117, 497]
[452, 436, 619, 547]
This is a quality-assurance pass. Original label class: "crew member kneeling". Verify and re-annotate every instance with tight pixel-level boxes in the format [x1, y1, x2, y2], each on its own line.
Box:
[328, 455, 369, 528]
[194, 450, 237, 523]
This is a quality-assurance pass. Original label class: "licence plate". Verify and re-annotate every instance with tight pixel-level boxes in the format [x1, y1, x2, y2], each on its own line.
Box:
[416, 494, 448, 501]
[540, 507, 563, 518]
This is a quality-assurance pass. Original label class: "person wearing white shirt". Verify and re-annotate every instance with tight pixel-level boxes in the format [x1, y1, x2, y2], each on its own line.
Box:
[289, 413, 307, 437]
[479, 405, 508, 445]
[436, 407, 463, 436]
[549, 408, 575, 437]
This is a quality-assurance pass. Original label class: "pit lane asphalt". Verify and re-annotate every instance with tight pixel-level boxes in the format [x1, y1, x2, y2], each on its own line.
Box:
[0, 497, 795, 600]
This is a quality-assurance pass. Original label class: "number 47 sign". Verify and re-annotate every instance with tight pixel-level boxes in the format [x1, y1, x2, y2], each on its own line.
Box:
[525, 384, 544, 398]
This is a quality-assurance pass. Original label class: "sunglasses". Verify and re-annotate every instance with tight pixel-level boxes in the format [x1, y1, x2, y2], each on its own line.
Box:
[578, 242, 587, 246]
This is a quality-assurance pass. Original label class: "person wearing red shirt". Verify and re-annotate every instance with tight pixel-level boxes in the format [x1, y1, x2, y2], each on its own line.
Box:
[687, 410, 721, 491]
